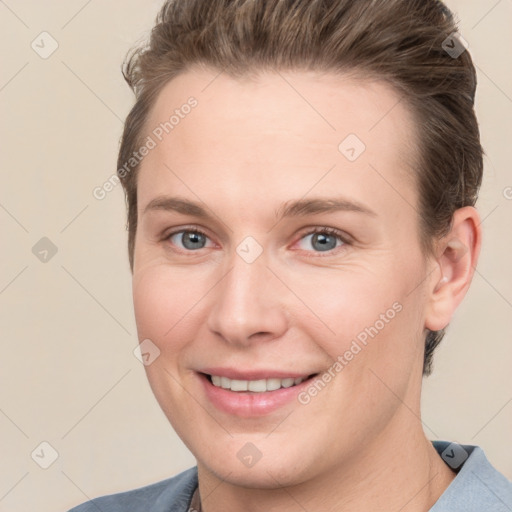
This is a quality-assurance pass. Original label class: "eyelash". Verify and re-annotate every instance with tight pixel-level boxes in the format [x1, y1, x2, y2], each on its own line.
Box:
[163, 226, 350, 256]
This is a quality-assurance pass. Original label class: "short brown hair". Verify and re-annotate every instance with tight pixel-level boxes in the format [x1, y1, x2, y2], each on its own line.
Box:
[117, 0, 483, 376]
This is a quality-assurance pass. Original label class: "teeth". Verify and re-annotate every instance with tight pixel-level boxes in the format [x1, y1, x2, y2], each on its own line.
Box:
[248, 379, 267, 392]
[209, 374, 308, 392]
[266, 378, 282, 391]
[230, 379, 248, 392]
[281, 378, 295, 388]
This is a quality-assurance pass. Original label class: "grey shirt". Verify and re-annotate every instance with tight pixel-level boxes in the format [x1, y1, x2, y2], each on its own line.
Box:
[68, 440, 512, 511]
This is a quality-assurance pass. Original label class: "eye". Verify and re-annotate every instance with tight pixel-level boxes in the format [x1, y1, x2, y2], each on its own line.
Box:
[296, 227, 348, 254]
[163, 226, 349, 254]
[165, 228, 214, 251]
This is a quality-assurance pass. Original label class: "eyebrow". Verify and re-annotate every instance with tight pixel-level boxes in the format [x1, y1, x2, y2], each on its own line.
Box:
[143, 196, 377, 220]
[275, 197, 377, 218]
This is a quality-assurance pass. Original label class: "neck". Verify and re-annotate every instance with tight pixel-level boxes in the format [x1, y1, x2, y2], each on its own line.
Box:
[195, 409, 456, 512]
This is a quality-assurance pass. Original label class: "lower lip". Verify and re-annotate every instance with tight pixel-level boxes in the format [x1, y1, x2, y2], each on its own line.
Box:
[198, 372, 317, 417]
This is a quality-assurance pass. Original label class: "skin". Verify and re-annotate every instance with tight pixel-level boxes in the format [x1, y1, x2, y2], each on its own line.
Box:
[132, 66, 481, 512]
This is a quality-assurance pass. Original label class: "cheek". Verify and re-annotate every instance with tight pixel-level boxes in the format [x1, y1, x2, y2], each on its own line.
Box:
[132, 266, 205, 431]
[132, 270, 167, 340]
[289, 261, 424, 382]
[132, 264, 205, 349]
[290, 269, 400, 345]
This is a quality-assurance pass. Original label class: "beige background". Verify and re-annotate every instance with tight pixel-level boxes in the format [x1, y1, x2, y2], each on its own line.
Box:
[0, 1, 511, 511]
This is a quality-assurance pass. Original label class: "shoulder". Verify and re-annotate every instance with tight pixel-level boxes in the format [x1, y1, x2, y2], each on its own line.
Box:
[431, 441, 512, 512]
[67, 466, 198, 512]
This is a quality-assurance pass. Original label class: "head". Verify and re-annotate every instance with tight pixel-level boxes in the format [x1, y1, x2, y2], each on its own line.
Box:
[118, 0, 482, 488]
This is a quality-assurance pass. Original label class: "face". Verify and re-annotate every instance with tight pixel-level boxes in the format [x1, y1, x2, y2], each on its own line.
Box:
[132, 67, 432, 487]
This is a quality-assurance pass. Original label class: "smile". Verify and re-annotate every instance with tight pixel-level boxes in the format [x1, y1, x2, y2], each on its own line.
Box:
[208, 374, 310, 393]
[197, 370, 319, 417]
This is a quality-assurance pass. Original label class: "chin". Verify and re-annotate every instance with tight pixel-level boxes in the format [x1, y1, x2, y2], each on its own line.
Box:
[203, 460, 309, 489]
[195, 437, 317, 489]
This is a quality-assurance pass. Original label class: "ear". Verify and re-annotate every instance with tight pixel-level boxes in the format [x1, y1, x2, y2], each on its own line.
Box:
[424, 206, 482, 332]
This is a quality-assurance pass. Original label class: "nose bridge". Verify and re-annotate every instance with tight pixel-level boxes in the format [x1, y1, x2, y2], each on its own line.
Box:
[207, 247, 287, 345]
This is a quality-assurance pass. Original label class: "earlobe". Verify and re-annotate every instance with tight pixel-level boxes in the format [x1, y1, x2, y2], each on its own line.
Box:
[424, 207, 482, 332]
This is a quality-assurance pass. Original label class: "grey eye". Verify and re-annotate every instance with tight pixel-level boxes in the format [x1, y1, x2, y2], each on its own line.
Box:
[298, 232, 342, 252]
[170, 231, 208, 250]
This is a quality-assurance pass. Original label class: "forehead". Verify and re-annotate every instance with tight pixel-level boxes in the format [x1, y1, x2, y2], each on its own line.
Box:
[138, 67, 419, 215]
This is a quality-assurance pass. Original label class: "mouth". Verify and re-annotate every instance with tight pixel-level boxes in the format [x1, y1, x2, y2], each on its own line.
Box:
[204, 373, 318, 393]
[197, 370, 320, 417]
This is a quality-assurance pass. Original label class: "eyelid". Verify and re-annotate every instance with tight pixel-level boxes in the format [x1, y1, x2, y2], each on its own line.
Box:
[162, 223, 211, 239]
[295, 225, 352, 243]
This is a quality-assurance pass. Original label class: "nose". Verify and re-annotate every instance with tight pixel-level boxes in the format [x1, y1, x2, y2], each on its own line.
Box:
[206, 249, 288, 347]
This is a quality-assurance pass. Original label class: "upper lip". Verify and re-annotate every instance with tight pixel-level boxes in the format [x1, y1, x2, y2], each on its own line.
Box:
[198, 367, 318, 380]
